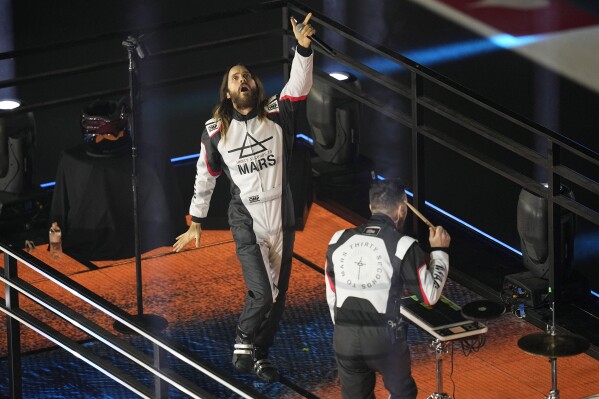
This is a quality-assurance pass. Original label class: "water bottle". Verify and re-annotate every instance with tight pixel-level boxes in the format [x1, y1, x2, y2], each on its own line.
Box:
[49, 222, 62, 259]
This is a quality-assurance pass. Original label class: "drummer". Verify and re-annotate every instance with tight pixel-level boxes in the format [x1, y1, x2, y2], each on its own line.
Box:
[324, 179, 451, 399]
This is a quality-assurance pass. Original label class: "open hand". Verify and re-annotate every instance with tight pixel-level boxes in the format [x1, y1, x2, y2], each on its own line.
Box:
[173, 221, 202, 252]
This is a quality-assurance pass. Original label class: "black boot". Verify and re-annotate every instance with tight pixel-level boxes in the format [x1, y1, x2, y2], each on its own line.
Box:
[232, 328, 254, 373]
[253, 346, 280, 382]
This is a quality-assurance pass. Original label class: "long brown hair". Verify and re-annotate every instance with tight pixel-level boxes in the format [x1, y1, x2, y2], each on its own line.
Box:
[213, 64, 268, 140]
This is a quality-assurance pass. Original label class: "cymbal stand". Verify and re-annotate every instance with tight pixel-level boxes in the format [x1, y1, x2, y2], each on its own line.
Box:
[546, 301, 559, 399]
[427, 339, 452, 399]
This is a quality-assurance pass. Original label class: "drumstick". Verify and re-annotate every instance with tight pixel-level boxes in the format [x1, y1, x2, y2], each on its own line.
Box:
[404, 200, 435, 229]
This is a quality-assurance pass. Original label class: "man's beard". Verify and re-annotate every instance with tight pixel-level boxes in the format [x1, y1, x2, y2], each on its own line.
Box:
[230, 89, 258, 110]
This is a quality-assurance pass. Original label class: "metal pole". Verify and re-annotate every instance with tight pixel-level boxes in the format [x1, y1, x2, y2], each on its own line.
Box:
[546, 300, 560, 399]
[5, 252, 23, 398]
[547, 357, 559, 399]
[115, 36, 167, 335]
[428, 340, 452, 399]
[122, 37, 144, 317]
[436, 350, 443, 393]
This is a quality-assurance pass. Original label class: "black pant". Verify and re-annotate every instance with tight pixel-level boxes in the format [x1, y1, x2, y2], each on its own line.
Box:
[334, 323, 417, 399]
[229, 191, 295, 349]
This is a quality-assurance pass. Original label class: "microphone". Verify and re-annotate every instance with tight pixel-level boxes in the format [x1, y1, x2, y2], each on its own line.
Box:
[122, 35, 147, 59]
[296, 23, 336, 57]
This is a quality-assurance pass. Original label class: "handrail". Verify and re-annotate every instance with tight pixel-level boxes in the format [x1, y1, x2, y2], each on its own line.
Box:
[0, 302, 155, 399]
[283, 1, 598, 300]
[1, 242, 269, 399]
[0, 275, 215, 398]
[286, 2, 599, 163]
[287, 2, 599, 225]
[290, 5, 599, 276]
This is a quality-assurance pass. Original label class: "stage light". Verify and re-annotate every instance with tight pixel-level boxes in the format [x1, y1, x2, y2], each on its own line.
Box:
[307, 72, 360, 165]
[0, 99, 21, 110]
[329, 71, 352, 81]
[517, 185, 575, 280]
[502, 185, 577, 308]
[0, 112, 36, 195]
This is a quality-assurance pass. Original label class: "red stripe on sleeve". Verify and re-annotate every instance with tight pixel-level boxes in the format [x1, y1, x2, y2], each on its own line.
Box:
[279, 94, 307, 102]
[417, 263, 431, 305]
[201, 142, 221, 177]
[325, 262, 336, 293]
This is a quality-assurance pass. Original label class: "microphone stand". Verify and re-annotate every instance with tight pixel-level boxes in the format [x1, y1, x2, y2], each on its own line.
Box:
[113, 35, 167, 334]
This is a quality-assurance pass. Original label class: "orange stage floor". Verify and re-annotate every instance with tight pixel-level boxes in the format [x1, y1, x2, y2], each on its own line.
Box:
[2, 203, 599, 398]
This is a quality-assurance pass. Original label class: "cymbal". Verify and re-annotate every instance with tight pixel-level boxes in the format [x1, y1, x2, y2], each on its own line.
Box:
[518, 332, 590, 357]
[461, 300, 505, 321]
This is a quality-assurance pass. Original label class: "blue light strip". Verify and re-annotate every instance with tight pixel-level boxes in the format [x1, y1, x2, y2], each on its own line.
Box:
[40, 181, 56, 188]
[296, 133, 313, 144]
[591, 290, 599, 299]
[424, 198, 522, 255]
[170, 153, 200, 163]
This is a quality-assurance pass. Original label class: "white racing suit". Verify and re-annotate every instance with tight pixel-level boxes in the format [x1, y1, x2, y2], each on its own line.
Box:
[325, 214, 449, 399]
[189, 45, 313, 349]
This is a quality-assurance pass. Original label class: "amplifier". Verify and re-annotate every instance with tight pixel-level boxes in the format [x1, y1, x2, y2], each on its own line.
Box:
[502, 271, 549, 309]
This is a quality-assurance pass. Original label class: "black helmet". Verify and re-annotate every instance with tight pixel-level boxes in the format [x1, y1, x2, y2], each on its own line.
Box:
[81, 99, 131, 157]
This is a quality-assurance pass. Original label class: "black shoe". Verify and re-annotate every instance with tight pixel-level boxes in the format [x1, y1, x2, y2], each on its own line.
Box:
[232, 336, 254, 373]
[253, 347, 280, 382]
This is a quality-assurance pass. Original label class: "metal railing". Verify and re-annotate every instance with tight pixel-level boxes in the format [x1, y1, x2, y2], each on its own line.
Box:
[284, 2, 599, 296]
[1, 241, 269, 398]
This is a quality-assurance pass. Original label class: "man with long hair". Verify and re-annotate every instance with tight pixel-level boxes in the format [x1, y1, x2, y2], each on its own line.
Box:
[325, 179, 451, 398]
[173, 13, 315, 382]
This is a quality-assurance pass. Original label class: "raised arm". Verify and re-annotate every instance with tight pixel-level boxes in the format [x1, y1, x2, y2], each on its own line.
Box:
[280, 13, 315, 100]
